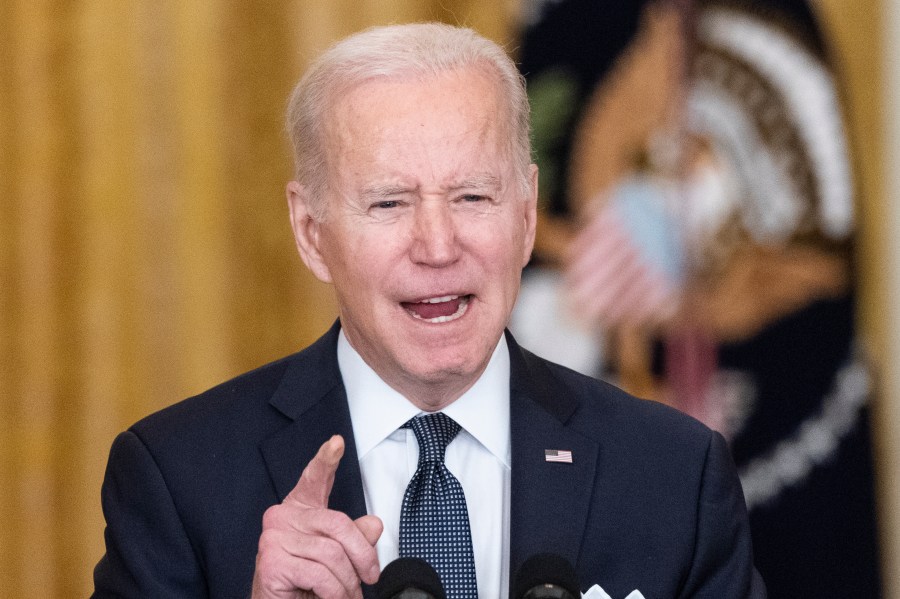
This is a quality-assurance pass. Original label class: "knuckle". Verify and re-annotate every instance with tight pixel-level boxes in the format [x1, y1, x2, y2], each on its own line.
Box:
[257, 530, 296, 568]
[261, 504, 282, 529]
[316, 537, 346, 564]
[320, 509, 352, 537]
[256, 528, 279, 554]
[253, 549, 280, 579]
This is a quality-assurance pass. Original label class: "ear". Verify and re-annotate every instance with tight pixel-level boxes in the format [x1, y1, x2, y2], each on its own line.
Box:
[286, 181, 333, 283]
[521, 164, 539, 267]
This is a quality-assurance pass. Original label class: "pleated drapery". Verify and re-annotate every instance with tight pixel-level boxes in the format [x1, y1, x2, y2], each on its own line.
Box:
[0, 2, 514, 596]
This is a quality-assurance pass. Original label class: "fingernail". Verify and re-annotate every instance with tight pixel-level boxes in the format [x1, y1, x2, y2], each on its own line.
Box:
[323, 434, 341, 453]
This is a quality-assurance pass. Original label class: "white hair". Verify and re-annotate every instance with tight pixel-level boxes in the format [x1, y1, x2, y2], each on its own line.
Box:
[286, 22, 532, 221]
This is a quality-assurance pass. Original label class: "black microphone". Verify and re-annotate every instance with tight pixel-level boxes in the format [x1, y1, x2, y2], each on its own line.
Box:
[513, 553, 580, 599]
[374, 557, 446, 599]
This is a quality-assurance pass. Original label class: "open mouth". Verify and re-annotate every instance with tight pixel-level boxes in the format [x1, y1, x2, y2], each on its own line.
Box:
[401, 294, 471, 323]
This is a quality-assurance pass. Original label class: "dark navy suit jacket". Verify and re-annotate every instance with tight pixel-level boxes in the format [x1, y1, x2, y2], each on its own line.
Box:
[93, 323, 765, 598]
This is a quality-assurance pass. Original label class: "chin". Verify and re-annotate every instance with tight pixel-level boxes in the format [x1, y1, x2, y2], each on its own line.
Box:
[406, 346, 488, 382]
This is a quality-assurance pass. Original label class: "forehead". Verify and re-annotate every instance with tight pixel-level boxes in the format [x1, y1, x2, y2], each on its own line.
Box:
[321, 66, 512, 188]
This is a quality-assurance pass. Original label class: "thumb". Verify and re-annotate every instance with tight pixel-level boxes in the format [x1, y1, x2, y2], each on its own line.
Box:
[355, 514, 384, 546]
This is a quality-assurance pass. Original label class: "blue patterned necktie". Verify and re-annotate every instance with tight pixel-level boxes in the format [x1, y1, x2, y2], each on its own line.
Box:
[399, 412, 478, 598]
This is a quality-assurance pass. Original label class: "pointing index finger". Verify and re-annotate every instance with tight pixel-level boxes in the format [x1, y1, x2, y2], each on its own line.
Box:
[287, 435, 344, 509]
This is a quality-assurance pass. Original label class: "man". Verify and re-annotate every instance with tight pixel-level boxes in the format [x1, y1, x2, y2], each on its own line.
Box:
[93, 23, 765, 599]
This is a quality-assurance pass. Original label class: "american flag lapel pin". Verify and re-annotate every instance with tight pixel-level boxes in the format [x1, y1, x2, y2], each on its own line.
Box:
[544, 449, 573, 463]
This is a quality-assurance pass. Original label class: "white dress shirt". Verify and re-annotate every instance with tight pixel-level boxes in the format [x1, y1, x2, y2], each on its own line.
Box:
[338, 330, 511, 599]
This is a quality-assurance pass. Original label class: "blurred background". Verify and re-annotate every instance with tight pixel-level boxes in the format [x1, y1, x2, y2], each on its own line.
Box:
[0, 0, 896, 596]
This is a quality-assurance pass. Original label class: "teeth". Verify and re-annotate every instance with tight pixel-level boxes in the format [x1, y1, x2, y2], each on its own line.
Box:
[421, 295, 459, 304]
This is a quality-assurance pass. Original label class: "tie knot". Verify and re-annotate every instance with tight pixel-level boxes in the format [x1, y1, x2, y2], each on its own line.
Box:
[404, 412, 461, 464]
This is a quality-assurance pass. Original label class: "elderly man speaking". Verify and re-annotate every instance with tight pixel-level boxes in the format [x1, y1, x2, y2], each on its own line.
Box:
[92, 23, 765, 599]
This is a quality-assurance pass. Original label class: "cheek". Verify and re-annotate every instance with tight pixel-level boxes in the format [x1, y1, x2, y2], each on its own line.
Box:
[320, 234, 369, 292]
[493, 231, 529, 291]
[480, 226, 525, 269]
[477, 241, 525, 300]
[335, 236, 400, 293]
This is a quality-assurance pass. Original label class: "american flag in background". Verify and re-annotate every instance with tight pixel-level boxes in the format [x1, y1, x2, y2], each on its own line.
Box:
[544, 449, 573, 463]
[518, 0, 882, 595]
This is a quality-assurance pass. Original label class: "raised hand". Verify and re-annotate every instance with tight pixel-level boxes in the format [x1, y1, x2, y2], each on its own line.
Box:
[252, 435, 383, 599]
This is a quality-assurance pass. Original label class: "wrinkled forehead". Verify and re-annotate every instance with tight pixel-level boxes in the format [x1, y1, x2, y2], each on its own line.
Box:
[320, 64, 512, 161]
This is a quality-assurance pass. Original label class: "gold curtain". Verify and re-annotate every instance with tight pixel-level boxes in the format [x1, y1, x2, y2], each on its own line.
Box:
[815, 0, 897, 592]
[0, 1, 515, 596]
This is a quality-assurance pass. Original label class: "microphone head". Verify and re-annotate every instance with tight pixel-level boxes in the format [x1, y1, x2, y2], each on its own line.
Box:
[374, 557, 446, 599]
[513, 553, 580, 599]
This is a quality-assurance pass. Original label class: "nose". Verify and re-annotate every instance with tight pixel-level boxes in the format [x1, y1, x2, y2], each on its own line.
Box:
[409, 201, 460, 267]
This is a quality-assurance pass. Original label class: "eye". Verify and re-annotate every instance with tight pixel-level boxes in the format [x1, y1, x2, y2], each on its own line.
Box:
[460, 194, 487, 203]
[372, 200, 400, 209]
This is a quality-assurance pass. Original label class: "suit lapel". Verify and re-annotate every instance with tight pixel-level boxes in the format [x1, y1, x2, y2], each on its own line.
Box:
[258, 322, 377, 598]
[259, 322, 368, 520]
[508, 333, 601, 581]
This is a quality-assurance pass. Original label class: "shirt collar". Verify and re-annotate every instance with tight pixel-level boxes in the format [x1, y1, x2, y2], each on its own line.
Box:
[339, 330, 511, 468]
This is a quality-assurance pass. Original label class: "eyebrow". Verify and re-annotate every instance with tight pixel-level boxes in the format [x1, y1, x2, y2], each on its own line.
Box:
[359, 174, 503, 200]
[450, 174, 502, 191]
[359, 184, 411, 201]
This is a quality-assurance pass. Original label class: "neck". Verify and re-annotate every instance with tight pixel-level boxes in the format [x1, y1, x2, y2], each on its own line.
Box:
[389, 372, 485, 412]
[338, 327, 501, 412]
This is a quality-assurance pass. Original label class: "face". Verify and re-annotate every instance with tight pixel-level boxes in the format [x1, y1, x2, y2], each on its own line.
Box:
[288, 65, 537, 408]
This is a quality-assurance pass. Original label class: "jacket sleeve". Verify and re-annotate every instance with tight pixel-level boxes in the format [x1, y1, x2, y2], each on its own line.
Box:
[679, 431, 767, 599]
[92, 430, 209, 598]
